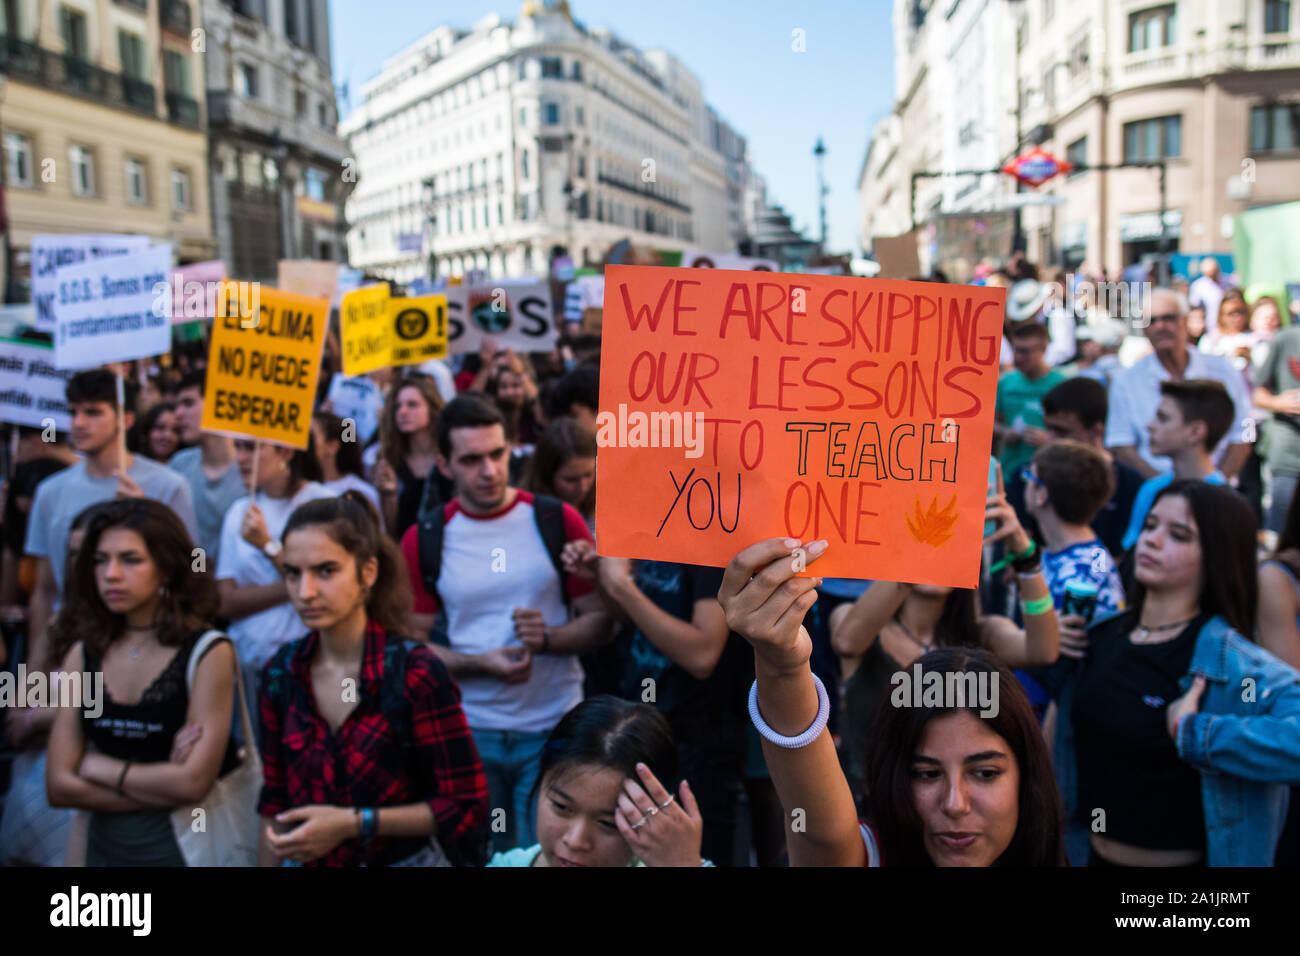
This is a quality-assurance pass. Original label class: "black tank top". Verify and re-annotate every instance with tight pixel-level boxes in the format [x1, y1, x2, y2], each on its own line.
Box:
[82, 632, 240, 774]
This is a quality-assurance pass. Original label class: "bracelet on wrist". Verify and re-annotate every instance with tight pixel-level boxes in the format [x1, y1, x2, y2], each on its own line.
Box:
[748, 674, 830, 749]
[990, 539, 1037, 574]
[1021, 594, 1055, 617]
[542, 628, 550, 653]
[116, 760, 131, 796]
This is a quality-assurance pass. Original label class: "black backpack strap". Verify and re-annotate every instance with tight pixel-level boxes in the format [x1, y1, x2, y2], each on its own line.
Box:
[379, 637, 415, 740]
[415, 503, 450, 645]
[531, 493, 572, 610]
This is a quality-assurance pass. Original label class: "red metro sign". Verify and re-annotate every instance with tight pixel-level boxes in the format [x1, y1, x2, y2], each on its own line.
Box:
[1001, 147, 1073, 187]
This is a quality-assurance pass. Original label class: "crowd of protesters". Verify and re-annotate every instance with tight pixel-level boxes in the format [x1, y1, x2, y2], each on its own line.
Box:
[1, 254, 1298, 868]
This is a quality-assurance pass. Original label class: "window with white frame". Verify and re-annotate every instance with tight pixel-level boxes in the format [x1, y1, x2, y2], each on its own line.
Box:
[171, 167, 190, 211]
[5, 132, 32, 188]
[238, 62, 258, 98]
[125, 157, 148, 204]
[69, 145, 95, 196]
[1128, 4, 1177, 52]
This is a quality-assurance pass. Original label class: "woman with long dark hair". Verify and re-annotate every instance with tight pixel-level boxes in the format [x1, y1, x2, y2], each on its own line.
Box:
[257, 492, 488, 866]
[1069, 481, 1300, 866]
[371, 374, 448, 541]
[45, 499, 240, 866]
[525, 417, 597, 534]
[717, 534, 1066, 866]
[488, 696, 709, 867]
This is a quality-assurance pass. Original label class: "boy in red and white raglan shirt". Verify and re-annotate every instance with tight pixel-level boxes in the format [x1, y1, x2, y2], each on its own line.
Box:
[401, 395, 613, 851]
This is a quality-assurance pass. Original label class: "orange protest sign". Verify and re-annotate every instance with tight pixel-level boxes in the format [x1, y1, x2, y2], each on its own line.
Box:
[594, 266, 1007, 587]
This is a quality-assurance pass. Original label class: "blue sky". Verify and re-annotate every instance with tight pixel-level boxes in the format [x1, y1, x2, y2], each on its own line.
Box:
[330, 0, 895, 254]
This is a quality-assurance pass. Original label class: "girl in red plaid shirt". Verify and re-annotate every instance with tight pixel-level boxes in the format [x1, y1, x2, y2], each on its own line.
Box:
[257, 492, 489, 866]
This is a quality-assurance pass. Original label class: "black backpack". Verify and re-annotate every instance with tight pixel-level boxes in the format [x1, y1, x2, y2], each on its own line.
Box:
[415, 491, 572, 645]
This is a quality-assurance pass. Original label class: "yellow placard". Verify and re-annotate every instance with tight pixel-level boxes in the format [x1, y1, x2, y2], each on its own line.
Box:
[201, 282, 327, 449]
[341, 283, 392, 377]
[391, 294, 449, 366]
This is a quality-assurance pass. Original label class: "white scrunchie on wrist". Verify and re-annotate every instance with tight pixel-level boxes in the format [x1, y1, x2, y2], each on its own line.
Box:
[748, 673, 830, 749]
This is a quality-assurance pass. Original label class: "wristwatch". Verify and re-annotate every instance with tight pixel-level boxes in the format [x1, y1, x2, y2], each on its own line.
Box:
[262, 539, 282, 559]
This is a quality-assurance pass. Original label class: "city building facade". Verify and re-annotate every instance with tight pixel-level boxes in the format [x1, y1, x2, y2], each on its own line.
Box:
[340, 1, 752, 283]
[201, 0, 350, 283]
[859, 0, 1300, 278]
[1, 0, 212, 296]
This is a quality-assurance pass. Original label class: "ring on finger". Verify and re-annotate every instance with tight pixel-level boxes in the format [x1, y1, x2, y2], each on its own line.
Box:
[644, 805, 658, 817]
[659, 796, 675, 809]
[630, 816, 647, 830]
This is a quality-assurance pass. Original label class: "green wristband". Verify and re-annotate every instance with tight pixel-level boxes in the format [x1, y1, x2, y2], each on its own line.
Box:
[1021, 595, 1054, 617]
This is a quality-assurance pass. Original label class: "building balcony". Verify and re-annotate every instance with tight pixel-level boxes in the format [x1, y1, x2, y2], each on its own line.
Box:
[0, 37, 174, 121]
[1115, 38, 1300, 92]
[123, 76, 156, 111]
[166, 91, 201, 128]
[208, 89, 349, 163]
[596, 173, 691, 213]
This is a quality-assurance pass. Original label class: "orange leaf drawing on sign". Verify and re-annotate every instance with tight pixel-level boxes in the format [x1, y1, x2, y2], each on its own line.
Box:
[905, 493, 960, 547]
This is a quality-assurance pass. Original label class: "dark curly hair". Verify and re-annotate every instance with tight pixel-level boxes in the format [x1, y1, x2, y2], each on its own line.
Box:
[65, 498, 219, 657]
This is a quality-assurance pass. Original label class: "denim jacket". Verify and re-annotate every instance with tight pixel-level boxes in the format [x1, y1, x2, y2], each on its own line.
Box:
[1040, 612, 1300, 866]
[1177, 615, 1300, 866]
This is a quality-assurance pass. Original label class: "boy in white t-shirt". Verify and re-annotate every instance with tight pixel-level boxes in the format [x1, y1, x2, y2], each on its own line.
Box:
[401, 395, 613, 851]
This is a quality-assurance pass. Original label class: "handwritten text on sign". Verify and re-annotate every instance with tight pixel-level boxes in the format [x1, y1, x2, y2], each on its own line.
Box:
[52, 245, 173, 369]
[201, 283, 327, 449]
[594, 266, 1006, 587]
[340, 283, 392, 377]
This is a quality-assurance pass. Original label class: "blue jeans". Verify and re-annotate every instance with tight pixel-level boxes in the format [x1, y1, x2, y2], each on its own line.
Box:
[1266, 468, 1298, 534]
[472, 727, 550, 852]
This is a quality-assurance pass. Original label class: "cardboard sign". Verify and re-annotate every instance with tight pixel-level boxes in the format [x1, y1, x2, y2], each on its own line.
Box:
[873, 232, 923, 279]
[53, 245, 173, 369]
[169, 260, 228, 324]
[445, 278, 556, 354]
[0, 336, 74, 430]
[340, 284, 392, 377]
[680, 248, 779, 271]
[277, 260, 339, 304]
[392, 294, 449, 366]
[31, 234, 151, 331]
[595, 266, 1007, 587]
[201, 283, 327, 449]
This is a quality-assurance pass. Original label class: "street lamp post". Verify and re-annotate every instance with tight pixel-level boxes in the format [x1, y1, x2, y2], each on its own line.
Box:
[421, 176, 437, 284]
[813, 137, 827, 254]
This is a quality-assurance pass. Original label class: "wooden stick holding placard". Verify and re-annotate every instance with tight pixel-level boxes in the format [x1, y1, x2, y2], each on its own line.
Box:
[115, 371, 127, 475]
[249, 439, 261, 507]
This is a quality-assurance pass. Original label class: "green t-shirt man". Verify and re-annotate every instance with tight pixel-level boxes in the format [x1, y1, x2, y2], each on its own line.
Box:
[997, 367, 1068, 476]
